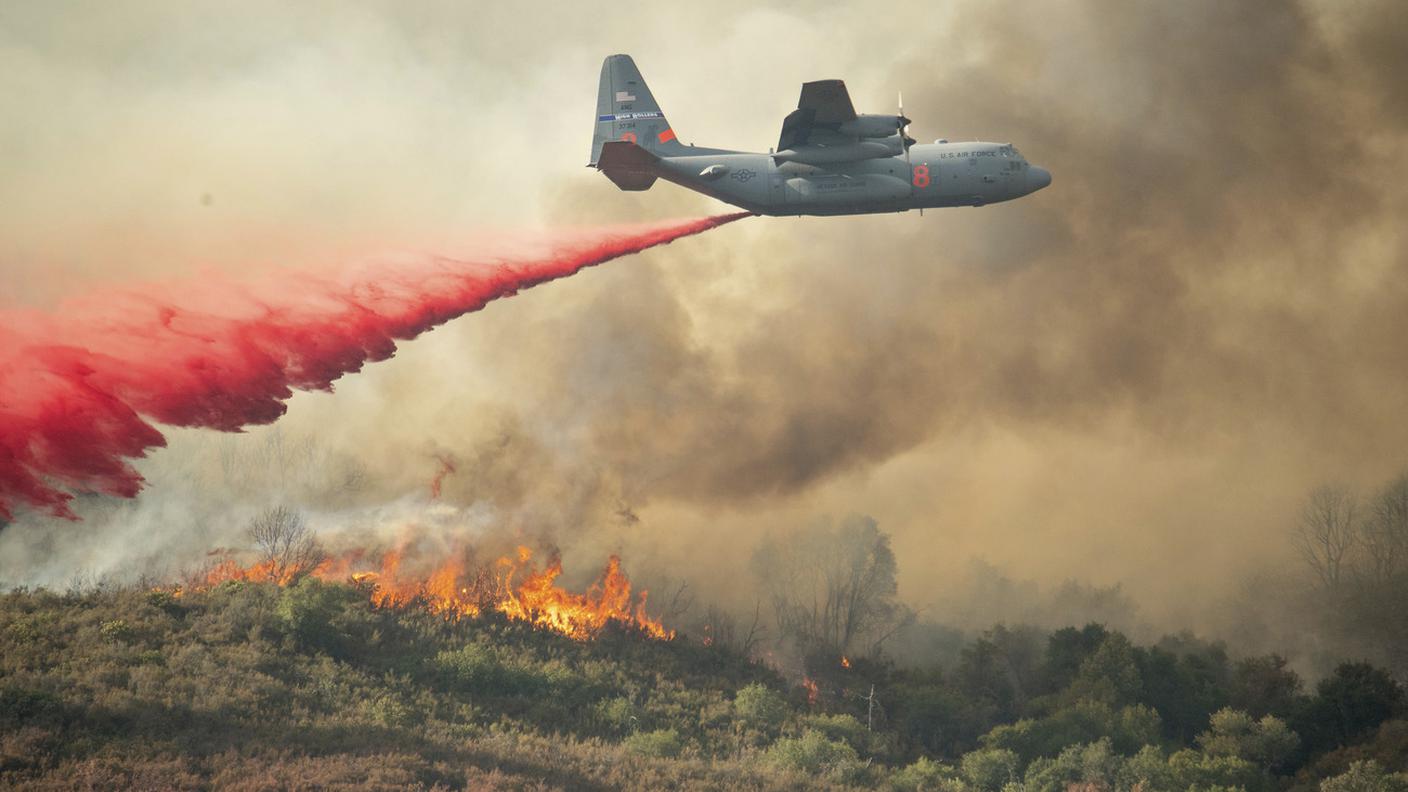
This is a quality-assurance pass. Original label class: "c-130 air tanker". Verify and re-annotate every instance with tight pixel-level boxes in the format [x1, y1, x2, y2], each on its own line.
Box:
[590, 54, 1051, 217]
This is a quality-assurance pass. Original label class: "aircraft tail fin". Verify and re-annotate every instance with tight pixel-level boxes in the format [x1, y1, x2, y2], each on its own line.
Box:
[590, 54, 688, 166]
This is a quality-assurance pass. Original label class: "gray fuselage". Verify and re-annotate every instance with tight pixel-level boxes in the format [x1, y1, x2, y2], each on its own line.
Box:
[650, 141, 1051, 217]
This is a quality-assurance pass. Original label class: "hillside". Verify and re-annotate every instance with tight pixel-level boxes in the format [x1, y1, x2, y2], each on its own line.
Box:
[2, 580, 1407, 791]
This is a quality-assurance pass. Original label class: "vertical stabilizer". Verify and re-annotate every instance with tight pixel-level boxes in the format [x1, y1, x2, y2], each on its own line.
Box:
[590, 54, 687, 165]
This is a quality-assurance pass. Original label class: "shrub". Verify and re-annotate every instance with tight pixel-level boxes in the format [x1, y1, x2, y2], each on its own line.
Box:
[1164, 747, 1262, 791]
[99, 619, 134, 643]
[1300, 663, 1406, 753]
[734, 682, 788, 732]
[1321, 760, 1408, 792]
[144, 589, 184, 617]
[981, 699, 1161, 761]
[1023, 739, 1122, 792]
[961, 748, 1020, 791]
[1118, 745, 1176, 791]
[0, 686, 64, 731]
[765, 729, 865, 782]
[624, 728, 683, 759]
[435, 643, 582, 699]
[890, 756, 963, 791]
[436, 643, 505, 688]
[273, 579, 348, 653]
[1197, 707, 1299, 770]
[801, 712, 869, 754]
[594, 696, 637, 735]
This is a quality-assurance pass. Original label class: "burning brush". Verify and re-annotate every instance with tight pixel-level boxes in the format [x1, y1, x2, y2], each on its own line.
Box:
[184, 542, 674, 641]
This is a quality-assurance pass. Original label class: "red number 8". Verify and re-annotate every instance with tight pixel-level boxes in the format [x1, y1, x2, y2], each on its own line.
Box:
[621, 132, 637, 144]
[912, 164, 930, 188]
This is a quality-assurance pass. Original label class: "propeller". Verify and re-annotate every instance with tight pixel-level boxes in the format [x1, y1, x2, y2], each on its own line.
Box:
[899, 92, 914, 192]
[898, 92, 915, 148]
[900, 92, 925, 214]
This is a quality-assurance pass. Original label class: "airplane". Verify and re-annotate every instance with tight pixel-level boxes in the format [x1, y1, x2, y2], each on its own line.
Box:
[589, 54, 1051, 217]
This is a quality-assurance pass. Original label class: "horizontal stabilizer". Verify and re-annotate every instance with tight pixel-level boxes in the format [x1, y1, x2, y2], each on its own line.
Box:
[597, 140, 659, 172]
[604, 170, 658, 191]
[597, 140, 660, 192]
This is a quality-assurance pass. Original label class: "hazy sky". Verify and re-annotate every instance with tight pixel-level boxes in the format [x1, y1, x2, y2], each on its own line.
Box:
[2, 0, 1406, 632]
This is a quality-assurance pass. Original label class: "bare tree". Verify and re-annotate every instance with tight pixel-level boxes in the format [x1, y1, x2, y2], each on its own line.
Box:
[249, 506, 324, 584]
[1295, 485, 1358, 589]
[1359, 476, 1408, 585]
[697, 598, 769, 655]
[739, 598, 767, 656]
[658, 578, 696, 623]
[752, 515, 906, 655]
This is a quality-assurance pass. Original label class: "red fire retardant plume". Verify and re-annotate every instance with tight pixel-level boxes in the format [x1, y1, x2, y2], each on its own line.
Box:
[0, 212, 749, 520]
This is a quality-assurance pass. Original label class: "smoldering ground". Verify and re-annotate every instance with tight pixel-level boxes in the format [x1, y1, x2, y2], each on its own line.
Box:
[2, 1, 1407, 660]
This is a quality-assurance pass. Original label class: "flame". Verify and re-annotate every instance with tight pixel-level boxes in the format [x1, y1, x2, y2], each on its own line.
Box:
[493, 552, 670, 640]
[802, 676, 820, 706]
[840, 655, 851, 669]
[182, 544, 672, 641]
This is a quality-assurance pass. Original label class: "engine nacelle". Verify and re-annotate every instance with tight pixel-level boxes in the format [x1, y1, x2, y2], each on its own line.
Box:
[837, 114, 908, 139]
[774, 136, 904, 165]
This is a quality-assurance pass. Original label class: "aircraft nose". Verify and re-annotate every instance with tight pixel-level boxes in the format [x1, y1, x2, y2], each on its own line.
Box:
[1027, 165, 1052, 193]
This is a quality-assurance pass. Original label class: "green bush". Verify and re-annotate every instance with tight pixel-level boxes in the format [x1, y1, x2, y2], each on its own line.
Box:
[766, 729, 865, 782]
[735, 682, 788, 732]
[99, 618, 134, 643]
[624, 728, 684, 758]
[436, 643, 505, 687]
[1118, 744, 1176, 791]
[802, 712, 870, 754]
[1023, 739, 1123, 792]
[274, 578, 348, 653]
[981, 699, 1161, 761]
[594, 696, 638, 735]
[1196, 707, 1299, 770]
[1164, 747, 1263, 791]
[890, 756, 963, 791]
[1321, 760, 1408, 792]
[435, 642, 581, 699]
[961, 748, 1020, 791]
[144, 589, 185, 617]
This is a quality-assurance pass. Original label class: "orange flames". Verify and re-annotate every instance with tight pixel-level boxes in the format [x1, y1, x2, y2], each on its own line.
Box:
[188, 544, 673, 641]
[840, 655, 851, 669]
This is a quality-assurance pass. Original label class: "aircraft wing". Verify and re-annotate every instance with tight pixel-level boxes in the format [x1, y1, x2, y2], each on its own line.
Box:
[777, 79, 857, 151]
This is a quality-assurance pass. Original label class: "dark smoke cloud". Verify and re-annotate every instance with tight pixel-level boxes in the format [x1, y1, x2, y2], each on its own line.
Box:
[515, 1, 1403, 475]
[3, 1, 1406, 646]
[520, 0, 1408, 618]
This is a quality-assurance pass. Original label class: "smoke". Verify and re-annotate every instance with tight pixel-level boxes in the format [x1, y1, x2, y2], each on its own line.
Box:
[0, 213, 747, 520]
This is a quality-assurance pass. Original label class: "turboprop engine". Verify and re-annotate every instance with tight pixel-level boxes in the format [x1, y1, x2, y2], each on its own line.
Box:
[774, 134, 905, 165]
[837, 113, 909, 138]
